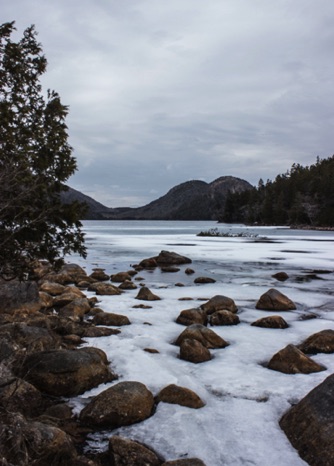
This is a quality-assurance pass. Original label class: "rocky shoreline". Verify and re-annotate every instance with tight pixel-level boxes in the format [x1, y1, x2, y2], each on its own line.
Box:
[0, 251, 334, 465]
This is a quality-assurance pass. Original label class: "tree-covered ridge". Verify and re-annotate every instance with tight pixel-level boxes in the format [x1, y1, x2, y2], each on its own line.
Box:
[222, 155, 334, 227]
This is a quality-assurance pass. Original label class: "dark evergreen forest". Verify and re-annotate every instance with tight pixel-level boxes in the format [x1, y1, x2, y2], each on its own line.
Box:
[221, 155, 334, 227]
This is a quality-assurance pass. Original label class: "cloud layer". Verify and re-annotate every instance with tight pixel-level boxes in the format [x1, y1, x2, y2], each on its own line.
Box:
[3, 0, 334, 206]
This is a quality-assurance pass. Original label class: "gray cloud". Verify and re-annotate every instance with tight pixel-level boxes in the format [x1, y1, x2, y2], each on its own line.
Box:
[2, 0, 334, 206]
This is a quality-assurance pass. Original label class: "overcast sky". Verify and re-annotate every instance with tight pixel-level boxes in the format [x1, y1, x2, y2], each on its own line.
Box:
[2, 1, 334, 207]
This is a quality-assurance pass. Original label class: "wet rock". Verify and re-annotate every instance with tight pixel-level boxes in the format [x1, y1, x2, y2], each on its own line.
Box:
[179, 338, 211, 364]
[16, 347, 117, 396]
[110, 272, 132, 283]
[200, 295, 238, 314]
[272, 272, 289, 281]
[144, 348, 160, 354]
[135, 286, 161, 301]
[88, 282, 122, 296]
[155, 250, 192, 265]
[92, 311, 131, 326]
[89, 268, 110, 281]
[251, 315, 289, 329]
[267, 344, 326, 374]
[175, 324, 229, 349]
[139, 258, 158, 268]
[298, 329, 334, 354]
[194, 277, 216, 284]
[176, 308, 208, 326]
[256, 288, 296, 311]
[280, 373, 334, 466]
[210, 310, 240, 326]
[156, 384, 205, 408]
[133, 304, 153, 309]
[185, 268, 195, 275]
[80, 381, 154, 428]
[109, 435, 162, 466]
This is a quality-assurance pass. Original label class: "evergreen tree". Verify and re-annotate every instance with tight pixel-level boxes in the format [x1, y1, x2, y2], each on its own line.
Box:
[0, 22, 86, 279]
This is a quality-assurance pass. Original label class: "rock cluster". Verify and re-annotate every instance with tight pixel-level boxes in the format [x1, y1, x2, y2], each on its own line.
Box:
[1, 250, 333, 465]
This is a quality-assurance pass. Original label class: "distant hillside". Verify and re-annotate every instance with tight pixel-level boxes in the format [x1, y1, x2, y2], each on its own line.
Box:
[64, 176, 252, 221]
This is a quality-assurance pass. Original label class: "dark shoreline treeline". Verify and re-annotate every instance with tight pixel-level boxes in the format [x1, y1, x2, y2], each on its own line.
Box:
[221, 155, 334, 227]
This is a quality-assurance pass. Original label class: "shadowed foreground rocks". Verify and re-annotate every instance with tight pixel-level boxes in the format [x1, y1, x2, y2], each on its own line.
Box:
[280, 373, 334, 466]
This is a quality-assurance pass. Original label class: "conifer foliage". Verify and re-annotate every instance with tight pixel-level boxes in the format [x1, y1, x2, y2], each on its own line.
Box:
[0, 22, 86, 279]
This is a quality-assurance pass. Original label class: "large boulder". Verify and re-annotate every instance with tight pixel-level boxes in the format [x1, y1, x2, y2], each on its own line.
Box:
[80, 381, 154, 428]
[256, 288, 296, 311]
[267, 344, 326, 374]
[15, 347, 117, 396]
[155, 384, 205, 409]
[108, 436, 162, 466]
[0, 377, 48, 417]
[175, 324, 229, 349]
[280, 373, 334, 466]
[0, 280, 40, 313]
[135, 287, 161, 301]
[155, 251, 192, 265]
[200, 295, 237, 314]
[298, 329, 334, 354]
[179, 338, 212, 364]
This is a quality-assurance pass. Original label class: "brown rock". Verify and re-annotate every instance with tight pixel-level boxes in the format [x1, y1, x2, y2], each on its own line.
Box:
[119, 280, 138, 290]
[155, 250, 192, 265]
[185, 268, 195, 275]
[82, 326, 121, 338]
[161, 266, 180, 273]
[0, 377, 48, 417]
[44, 263, 88, 285]
[200, 295, 238, 314]
[194, 277, 216, 284]
[139, 258, 158, 268]
[267, 344, 326, 374]
[272, 272, 289, 281]
[93, 311, 130, 326]
[39, 281, 66, 295]
[53, 289, 85, 307]
[280, 373, 334, 466]
[156, 384, 205, 408]
[110, 272, 132, 282]
[58, 297, 91, 320]
[133, 304, 153, 309]
[210, 310, 240, 326]
[88, 282, 122, 295]
[16, 347, 117, 396]
[298, 329, 334, 354]
[251, 315, 289, 329]
[144, 348, 160, 354]
[179, 338, 211, 363]
[39, 291, 54, 309]
[176, 308, 208, 327]
[89, 268, 110, 281]
[109, 436, 162, 466]
[80, 381, 154, 428]
[135, 286, 161, 301]
[256, 288, 296, 311]
[175, 324, 229, 349]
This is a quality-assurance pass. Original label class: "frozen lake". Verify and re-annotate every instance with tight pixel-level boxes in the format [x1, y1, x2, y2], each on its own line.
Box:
[69, 221, 334, 465]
